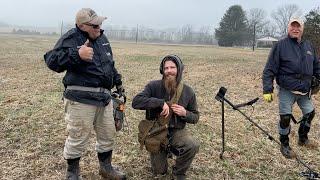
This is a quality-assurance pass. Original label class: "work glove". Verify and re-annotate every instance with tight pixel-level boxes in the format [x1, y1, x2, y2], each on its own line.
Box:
[263, 93, 273, 103]
[311, 76, 320, 95]
[116, 85, 125, 97]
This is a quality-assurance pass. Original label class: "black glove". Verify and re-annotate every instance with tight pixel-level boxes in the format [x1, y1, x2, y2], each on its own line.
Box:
[116, 85, 125, 97]
[311, 76, 320, 95]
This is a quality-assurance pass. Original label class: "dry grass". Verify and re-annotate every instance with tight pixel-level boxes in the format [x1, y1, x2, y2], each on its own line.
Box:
[0, 34, 319, 180]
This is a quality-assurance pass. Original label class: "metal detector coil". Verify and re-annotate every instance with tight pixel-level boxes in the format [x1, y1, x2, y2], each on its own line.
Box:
[214, 87, 319, 179]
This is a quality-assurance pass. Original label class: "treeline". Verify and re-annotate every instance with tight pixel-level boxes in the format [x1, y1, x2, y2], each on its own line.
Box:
[11, 28, 58, 36]
[105, 25, 215, 44]
[7, 4, 319, 49]
[215, 4, 320, 49]
[12, 29, 40, 35]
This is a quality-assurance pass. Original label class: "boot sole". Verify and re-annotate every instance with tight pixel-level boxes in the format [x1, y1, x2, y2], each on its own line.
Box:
[99, 170, 126, 180]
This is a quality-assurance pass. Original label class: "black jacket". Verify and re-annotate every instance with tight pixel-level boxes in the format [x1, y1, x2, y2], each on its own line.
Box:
[44, 26, 122, 106]
[132, 80, 199, 129]
[263, 36, 320, 93]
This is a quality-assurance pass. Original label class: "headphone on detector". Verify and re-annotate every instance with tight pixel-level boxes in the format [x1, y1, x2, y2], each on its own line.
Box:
[159, 54, 184, 74]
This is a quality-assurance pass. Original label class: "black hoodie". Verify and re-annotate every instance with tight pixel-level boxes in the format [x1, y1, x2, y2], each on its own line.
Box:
[132, 55, 199, 129]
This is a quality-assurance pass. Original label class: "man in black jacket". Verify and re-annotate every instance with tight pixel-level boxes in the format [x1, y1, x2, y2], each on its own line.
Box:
[44, 8, 126, 180]
[262, 17, 320, 159]
[132, 55, 199, 180]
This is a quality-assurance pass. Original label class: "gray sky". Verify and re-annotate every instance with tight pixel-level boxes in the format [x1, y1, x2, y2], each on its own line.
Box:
[0, 0, 319, 29]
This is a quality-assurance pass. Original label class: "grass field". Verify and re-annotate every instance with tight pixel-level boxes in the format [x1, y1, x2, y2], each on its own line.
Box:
[0, 34, 319, 180]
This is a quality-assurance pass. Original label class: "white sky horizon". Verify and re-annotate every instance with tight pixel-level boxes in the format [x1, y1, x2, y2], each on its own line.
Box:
[0, 0, 319, 30]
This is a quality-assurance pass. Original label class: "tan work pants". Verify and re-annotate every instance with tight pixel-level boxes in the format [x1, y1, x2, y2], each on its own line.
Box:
[63, 99, 115, 159]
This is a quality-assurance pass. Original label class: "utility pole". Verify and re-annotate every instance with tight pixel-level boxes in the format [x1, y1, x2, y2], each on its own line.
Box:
[252, 24, 256, 51]
[135, 24, 138, 44]
[60, 21, 63, 37]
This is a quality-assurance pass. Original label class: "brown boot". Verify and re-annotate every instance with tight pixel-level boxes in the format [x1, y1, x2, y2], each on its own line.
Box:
[66, 158, 81, 180]
[98, 151, 126, 180]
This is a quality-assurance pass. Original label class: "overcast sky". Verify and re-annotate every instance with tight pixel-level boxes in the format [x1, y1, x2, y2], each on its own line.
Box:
[0, 0, 319, 29]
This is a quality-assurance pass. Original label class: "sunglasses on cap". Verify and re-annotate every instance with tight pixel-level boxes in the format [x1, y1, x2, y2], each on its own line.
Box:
[84, 23, 101, 29]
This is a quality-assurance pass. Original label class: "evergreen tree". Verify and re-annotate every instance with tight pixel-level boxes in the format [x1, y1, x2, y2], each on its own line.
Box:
[215, 5, 249, 47]
[303, 7, 320, 57]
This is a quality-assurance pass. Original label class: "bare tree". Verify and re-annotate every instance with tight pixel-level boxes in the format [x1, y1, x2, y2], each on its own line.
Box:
[271, 4, 302, 36]
[247, 8, 267, 50]
[180, 24, 193, 43]
[198, 25, 213, 44]
[248, 8, 267, 36]
[261, 20, 278, 37]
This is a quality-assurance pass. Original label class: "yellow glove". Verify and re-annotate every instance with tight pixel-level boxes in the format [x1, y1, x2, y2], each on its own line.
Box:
[263, 93, 273, 102]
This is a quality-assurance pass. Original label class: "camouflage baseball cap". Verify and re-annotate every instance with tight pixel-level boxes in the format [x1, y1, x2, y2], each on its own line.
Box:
[76, 8, 107, 25]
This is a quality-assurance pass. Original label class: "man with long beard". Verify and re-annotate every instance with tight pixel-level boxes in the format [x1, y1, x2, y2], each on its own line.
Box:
[132, 55, 199, 180]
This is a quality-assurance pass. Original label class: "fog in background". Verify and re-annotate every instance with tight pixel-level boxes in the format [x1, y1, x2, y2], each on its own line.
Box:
[1, 0, 319, 29]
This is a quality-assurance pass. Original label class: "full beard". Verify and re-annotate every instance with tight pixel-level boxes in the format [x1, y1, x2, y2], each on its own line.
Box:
[164, 75, 177, 97]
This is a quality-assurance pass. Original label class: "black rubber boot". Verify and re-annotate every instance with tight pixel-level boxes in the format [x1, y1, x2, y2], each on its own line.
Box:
[279, 134, 296, 159]
[298, 110, 315, 147]
[66, 157, 81, 180]
[298, 122, 310, 145]
[298, 123, 317, 148]
[172, 175, 186, 180]
[172, 166, 186, 180]
[98, 151, 126, 180]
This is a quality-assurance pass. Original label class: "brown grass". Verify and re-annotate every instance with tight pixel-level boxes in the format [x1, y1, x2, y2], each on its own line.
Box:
[0, 34, 319, 180]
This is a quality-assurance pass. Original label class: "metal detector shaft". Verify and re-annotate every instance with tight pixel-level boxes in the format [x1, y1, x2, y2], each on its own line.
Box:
[219, 100, 225, 159]
[222, 96, 279, 144]
[215, 87, 227, 159]
[215, 87, 319, 179]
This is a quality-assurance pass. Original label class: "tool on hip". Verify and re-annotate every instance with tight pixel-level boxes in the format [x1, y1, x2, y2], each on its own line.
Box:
[111, 91, 128, 132]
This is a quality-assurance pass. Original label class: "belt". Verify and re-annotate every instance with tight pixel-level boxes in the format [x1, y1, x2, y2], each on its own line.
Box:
[283, 74, 312, 80]
[66, 85, 110, 94]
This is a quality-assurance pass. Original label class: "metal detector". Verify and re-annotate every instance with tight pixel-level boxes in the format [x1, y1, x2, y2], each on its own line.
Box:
[215, 87, 319, 180]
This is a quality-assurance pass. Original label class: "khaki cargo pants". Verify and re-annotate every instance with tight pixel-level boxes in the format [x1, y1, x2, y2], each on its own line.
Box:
[63, 98, 116, 159]
[150, 129, 200, 176]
